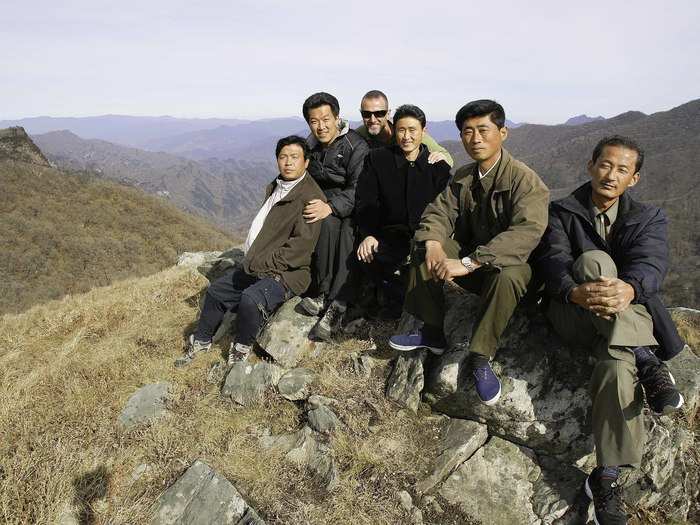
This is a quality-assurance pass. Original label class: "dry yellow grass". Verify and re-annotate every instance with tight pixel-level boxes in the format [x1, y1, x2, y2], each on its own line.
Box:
[0, 267, 457, 524]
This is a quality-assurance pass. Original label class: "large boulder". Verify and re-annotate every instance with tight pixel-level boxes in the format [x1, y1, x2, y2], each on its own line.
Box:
[150, 460, 264, 524]
[221, 362, 285, 406]
[419, 288, 700, 520]
[257, 297, 317, 368]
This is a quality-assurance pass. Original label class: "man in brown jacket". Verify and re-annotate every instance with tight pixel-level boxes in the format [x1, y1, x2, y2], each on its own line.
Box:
[389, 100, 549, 405]
[175, 135, 325, 367]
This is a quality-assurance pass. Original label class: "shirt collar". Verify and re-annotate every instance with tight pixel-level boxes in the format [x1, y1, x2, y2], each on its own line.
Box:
[478, 152, 502, 179]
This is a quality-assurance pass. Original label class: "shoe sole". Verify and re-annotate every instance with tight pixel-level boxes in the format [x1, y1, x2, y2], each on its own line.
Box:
[299, 299, 323, 317]
[389, 340, 445, 354]
[584, 478, 601, 525]
[651, 371, 685, 415]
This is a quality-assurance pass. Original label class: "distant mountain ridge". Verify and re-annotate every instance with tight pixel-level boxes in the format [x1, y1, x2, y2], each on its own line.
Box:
[563, 114, 606, 126]
[33, 130, 275, 233]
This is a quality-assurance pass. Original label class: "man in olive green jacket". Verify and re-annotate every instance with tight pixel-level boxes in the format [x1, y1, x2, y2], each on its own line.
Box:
[389, 100, 549, 405]
[355, 89, 454, 167]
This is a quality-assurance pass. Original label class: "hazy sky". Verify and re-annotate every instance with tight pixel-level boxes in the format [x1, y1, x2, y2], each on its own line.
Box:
[2, 0, 698, 124]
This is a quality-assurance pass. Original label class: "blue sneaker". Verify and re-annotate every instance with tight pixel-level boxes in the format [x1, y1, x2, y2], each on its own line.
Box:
[471, 357, 501, 405]
[389, 327, 447, 355]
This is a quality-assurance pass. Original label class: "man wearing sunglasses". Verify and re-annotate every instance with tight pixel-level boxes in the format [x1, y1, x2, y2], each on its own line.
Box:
[356, 90, 454, 167]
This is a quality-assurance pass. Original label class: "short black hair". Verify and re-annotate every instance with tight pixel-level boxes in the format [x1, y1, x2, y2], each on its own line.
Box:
[275, 135, 310, 159]
[591, 135, 645, 172]
[455, 99, 506, 131]
[393, 104, 426, 128]
[362, 90, 388, 104]
[302, 92, 340, 122]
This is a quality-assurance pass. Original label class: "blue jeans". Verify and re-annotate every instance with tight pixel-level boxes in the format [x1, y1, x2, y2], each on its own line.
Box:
[194, 268, 292, 346]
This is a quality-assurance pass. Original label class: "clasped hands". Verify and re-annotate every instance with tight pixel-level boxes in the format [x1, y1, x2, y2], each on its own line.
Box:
[425, 240, 480, 281]
[569, 278, 635, 320]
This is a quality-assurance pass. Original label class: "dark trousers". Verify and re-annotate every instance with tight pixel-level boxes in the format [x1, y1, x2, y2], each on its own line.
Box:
[311, 215, 354, 302]
[403, 238, 531, 358]
[194, 268, 291, 346]
[350, 235, 411, 305]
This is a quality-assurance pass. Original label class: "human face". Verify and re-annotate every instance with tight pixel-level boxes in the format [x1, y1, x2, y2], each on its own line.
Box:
[588, 145, 640, 208]
[395, 116, 424, 160]
[460, 115, 507, 168]
[276, 144, 309, 181]
[360, 97, 390, 136]
[307, 105, 340, 146]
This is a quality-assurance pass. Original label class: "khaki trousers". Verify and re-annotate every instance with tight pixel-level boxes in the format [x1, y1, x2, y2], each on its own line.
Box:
[403, 238, 531, 358]
[546, 250, 657, 466]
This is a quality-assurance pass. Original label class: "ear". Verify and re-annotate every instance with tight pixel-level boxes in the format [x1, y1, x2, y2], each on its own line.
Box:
[628, 172, 640, 188]
[500, 126, 508, 142]
[587, 159, 594, 174]
[304, 157, 310, 169]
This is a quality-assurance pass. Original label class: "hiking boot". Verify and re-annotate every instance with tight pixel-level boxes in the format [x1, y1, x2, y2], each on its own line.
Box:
[389, 326, 447, 355]
[300, 294, 325, 317]
[310, 300, 346, 342]
[470, 354, 501, 405]
[584, 466, 627, 525]
[637, 360, 684, 414]
[174, 335, 212, 367]
[227, 342, 252, 365]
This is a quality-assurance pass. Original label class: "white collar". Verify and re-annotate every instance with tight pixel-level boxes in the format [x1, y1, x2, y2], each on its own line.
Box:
[478, 152, 502, 179]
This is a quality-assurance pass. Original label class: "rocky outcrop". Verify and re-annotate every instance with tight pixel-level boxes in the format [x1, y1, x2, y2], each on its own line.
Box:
[150, 460, 264, 524]
[221, 362, 284, 406]
[0, 127, 50, 166]
[257, 297, 318, 368]
[387, 287, 700, 522]
[118, 382, 172, 429]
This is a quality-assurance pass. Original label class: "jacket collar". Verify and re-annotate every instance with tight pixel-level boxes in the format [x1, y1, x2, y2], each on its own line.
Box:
[554, 182, 646, 225]
[454, 147, 514, 192]
[392, 143, 430, 171]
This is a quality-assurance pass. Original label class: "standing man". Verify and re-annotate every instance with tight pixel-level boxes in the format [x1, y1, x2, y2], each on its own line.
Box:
[356, 90, 454, 167]
[175, 136, 325, 367]
[536, 136, 684, 525]
[354, 104, 451, 318]
[389, 100, 549, 406]
[301, 92, 370, 340]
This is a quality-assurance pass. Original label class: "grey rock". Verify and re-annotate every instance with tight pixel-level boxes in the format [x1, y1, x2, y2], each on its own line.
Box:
[57, 505, 79, 525]
[277, 368, 315, 401]
[439, 436, 542, 525]
[666, 344, 700, 417]
[307, 404, 341, 434]
[411, 508, 424, 525]
[176, 251, 223, 269]
[386, 350, 428, 412]
[196, 248, 245, 282]
[221, 362, 284, 406]
[213, 311, 237, 343]
[130, 463, 153, 482]
[350, 352, 375, 378]
[260, 426, 338, 491]
[257, 297, 317, 368]
[397, 490, 413, 511]
[150, 459, 264, 524]
[307, 394, 337, 409]
[118, 382, 171, 429]
[415, 419, 488, 495]
[207, 361, 227, 385]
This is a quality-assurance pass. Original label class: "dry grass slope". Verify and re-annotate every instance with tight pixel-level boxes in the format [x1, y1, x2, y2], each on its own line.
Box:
[0, 267, 465, 525]
[0, 159, 235, 315]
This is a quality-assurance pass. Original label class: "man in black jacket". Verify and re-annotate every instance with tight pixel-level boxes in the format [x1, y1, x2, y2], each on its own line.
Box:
[536, 136, 685, 525]
[354, 104, 451, 318]
[300, 92, 370, 340]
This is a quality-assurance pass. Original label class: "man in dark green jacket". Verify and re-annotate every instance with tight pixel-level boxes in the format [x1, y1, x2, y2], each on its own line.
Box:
[355, 89, 454, 167]
[175, 135, 325, 367]
[389, 100, 549, 406]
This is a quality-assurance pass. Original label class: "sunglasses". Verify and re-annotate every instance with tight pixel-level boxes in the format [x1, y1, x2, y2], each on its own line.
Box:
[360, 110, 388, 119]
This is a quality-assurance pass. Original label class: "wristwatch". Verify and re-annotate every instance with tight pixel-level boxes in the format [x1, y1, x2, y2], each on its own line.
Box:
[461, 256, 478, 273]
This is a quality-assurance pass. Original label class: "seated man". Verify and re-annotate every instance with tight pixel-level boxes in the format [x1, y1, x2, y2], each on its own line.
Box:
[300, 92, 370, 341]
[175, 135, 325, 367]
[356, 89, 455, 167]
[536, 136, 684, 525]
[389, 99, 549, 406]
[354, 104, 451, 318]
